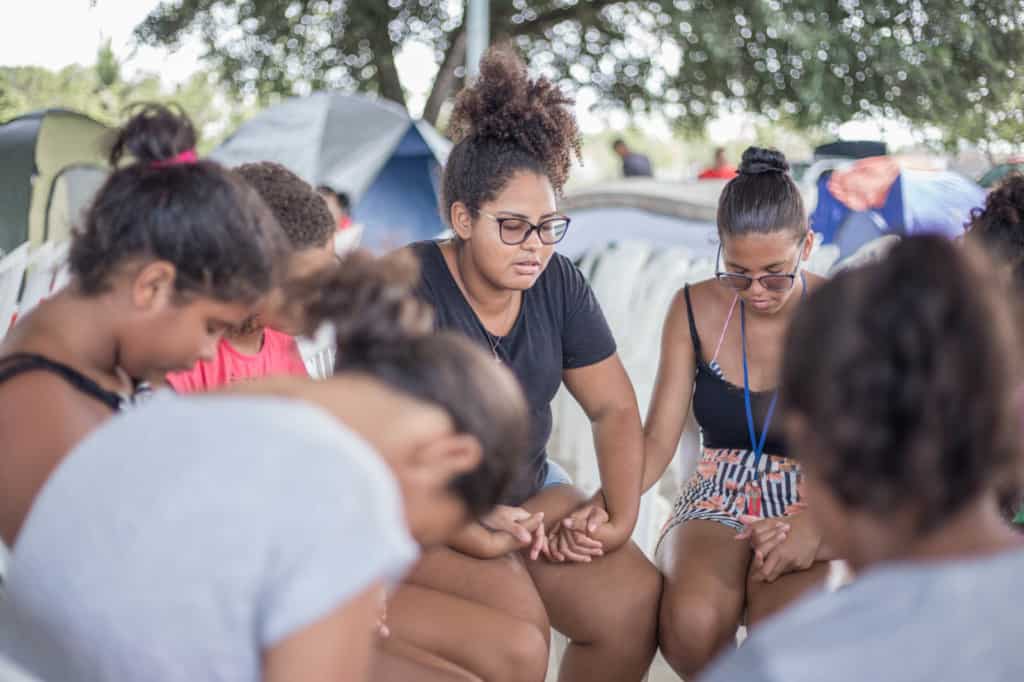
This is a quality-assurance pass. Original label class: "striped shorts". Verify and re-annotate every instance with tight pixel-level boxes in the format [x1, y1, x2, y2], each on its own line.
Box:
[659, 448, 804, 544]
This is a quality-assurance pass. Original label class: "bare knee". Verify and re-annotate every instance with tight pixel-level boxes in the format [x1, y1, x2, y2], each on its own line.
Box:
[575, 552, 662, 663]
[485, 620, 549, 682]
[659, 595, 739, 679]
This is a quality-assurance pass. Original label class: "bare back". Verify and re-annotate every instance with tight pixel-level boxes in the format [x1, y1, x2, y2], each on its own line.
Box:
[0, 303, 128, 545]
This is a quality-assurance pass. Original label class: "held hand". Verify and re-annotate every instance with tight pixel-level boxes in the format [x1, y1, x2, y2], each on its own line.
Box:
[562, 503, 609, 536]
[750, 512, 822, 583]
[482, 507, 546, 559]
[544, 502, 615, 562]
[481, 505, 538, 544]
[736, 514, 791, 564]
[544, 524, 605, 563]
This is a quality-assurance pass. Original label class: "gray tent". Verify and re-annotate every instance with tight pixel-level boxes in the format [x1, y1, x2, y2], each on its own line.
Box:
[212, 93, 450, 251]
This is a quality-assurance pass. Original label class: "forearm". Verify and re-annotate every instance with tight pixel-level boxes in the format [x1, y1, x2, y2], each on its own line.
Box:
[638, 432, 680, 494]
[593, 406, 644, 540]
[447, 522, 501, 558]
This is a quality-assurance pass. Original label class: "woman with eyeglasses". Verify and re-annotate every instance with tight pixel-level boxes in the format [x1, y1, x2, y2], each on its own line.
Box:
[643, 147, 833, 679]
[384, 48, 660, 682]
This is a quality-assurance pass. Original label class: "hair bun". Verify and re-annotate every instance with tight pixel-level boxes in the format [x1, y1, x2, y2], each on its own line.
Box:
[110, 103, 198, 167]
[447, 46, 581, 194]
[739, 147, 789, 176]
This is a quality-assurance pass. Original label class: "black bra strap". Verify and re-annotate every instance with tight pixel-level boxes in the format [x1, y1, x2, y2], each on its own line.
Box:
[682, 285, 703, 357]
[0, 353, 122, 411]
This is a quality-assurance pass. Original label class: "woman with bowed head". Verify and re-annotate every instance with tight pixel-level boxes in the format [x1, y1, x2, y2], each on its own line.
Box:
[644, 147, 833, 678]
[0, 104, 287, 547]
[386, 47, 661, 682]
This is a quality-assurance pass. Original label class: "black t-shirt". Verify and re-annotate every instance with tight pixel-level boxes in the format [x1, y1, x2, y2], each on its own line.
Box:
[411, 241, 617, 504]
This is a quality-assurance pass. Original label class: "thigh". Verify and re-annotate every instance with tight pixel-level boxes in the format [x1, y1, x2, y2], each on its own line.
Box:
[407, 545, 548, 631]
[375, 638, 481, 682]
[745, 560, 830, 627]
[386, 584, 547, 681]
[660, 519, 751, 628]
[525, 537, 661, 642]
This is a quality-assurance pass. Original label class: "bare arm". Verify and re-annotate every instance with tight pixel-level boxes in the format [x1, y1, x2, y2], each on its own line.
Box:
[263, 583, 382, 682]
[640, 289, 697, 494]
[562, 353, 644, 549]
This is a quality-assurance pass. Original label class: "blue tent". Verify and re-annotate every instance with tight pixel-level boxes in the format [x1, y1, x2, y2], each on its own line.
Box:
[211, 93, 449, 251]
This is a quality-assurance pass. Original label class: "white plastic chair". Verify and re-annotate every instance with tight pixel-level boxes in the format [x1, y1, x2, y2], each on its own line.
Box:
[296, 323, 338, 380]
[18, 242, 59, 317]
[49, 241, 73, 294]
[0, 243, 31, 340]
[829, 234, 901, 275]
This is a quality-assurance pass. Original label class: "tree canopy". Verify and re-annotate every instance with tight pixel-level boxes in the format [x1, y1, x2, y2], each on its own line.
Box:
[135, 0, 1024, 146]
[0, 41, 253, 152]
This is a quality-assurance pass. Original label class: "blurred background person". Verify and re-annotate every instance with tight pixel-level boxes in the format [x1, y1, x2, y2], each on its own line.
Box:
[612, 138, 654, 178]
[698, 147, 738, 180]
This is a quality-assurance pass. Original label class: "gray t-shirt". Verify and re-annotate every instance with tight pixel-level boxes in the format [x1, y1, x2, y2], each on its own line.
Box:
[704, 547, 1024, 682]
[0, 394, 418, 682]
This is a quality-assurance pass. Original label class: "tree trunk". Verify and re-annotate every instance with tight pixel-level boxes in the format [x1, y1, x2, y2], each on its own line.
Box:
[371, 34, 406, 108]
[423, 29, 467, 126]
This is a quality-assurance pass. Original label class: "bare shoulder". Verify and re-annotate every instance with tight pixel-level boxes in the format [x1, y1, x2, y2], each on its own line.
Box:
[0, 370, 110, 442]
[669, 278, 734, 330]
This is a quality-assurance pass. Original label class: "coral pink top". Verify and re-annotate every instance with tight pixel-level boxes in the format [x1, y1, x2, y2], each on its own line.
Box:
[167, 328, 308, 393]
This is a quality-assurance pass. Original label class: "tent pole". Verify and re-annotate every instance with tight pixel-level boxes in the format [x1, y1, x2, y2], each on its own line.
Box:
[465, 0, 489, 79]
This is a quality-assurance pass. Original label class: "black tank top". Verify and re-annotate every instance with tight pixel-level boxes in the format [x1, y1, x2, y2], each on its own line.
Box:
[0, 353, 128, 412]
[683, 287, 788, 456]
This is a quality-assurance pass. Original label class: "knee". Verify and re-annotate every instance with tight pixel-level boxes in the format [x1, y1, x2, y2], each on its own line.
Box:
[584, 557, 662, 660]
[488, 619, 549, 682]
[658, 596, 737, 679]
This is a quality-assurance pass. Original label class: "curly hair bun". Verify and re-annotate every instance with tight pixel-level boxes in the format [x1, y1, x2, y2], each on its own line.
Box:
[449, 46, 581, 194]
[109, 103, 197, 167]
[739, 147, 789, 176]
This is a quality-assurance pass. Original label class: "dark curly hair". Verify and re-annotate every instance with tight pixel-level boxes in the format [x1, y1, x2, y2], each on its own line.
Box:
[235, 162, 335, 250]
[718, 147, 806, 239]
[441, 46, 581, 226]
[70, 104, 286, 303]
[967, 173, 1024, 287]
[782, 236, 1022, 533]
[293, 250, 528, 517]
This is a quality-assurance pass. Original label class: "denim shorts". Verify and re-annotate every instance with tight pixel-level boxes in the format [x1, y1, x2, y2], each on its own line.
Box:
[541, 459, 572, 489]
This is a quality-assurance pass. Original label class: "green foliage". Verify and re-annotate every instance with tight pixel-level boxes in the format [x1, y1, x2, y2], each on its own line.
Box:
[0, 43, 254, 153]
[135, 0, 1024, 146]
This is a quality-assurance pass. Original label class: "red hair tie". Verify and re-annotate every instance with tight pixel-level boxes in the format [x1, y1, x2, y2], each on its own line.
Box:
[150, 149, 198, 169]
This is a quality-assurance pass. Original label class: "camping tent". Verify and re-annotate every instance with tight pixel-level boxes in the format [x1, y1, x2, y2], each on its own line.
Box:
[810, 156, 985, 260]
[211, 93, 450, 251]
[0, 110, 111, 256]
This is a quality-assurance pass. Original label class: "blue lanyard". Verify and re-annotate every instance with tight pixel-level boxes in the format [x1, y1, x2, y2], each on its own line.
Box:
[740, 301, 778, 475]
[739, 273, 805, 473]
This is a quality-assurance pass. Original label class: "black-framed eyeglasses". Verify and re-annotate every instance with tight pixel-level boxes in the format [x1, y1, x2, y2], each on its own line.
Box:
[715, 238, 806, 292]
[481, 211, 571, 245]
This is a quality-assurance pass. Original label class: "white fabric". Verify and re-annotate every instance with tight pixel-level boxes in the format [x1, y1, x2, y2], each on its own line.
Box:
[0, 243, 30, 340]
